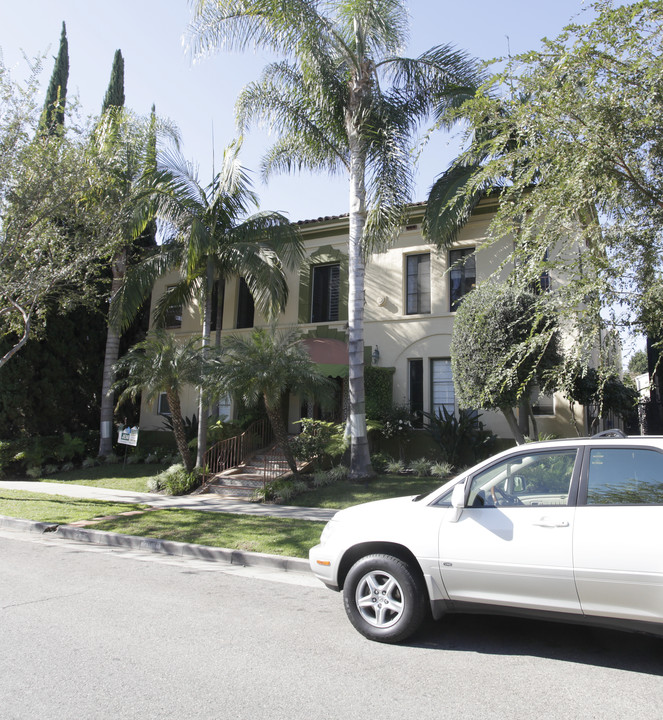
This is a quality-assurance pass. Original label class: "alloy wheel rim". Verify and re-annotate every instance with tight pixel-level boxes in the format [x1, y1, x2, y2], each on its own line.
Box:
[355, 570, 405, 628]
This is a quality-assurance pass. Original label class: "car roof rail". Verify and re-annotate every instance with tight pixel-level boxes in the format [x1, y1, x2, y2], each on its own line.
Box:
[591, 429, 627, 439]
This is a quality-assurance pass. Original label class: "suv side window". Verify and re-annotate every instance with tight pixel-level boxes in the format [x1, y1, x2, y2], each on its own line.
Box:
[467, 450, 578, 508]
[587, 448, 663, 505]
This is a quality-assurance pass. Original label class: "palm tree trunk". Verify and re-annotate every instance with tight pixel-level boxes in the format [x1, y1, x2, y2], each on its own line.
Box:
[195, 259, 214, 468]
[98, 250, 126, 457]
[167, 389, 193, 471]
[346, 122, 374, 480]
[265, 401, 298, 475]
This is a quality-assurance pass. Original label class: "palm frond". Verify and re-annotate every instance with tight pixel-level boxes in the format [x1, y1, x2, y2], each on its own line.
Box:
[423, 164, 494, 248]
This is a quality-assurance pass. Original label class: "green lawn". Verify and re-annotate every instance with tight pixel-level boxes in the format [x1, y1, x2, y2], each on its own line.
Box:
[94, 510, 323, 558]
[0, 488, 147, 523]
[39, 463, 165, 492]
[289, 474, 448, 509]
[0, 467, 449, 560]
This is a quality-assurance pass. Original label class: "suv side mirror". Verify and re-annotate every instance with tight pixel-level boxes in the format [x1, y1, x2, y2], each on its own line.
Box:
[449, 483, 466, 523]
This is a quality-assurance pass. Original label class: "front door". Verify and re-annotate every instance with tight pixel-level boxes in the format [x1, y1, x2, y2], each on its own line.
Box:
[438, 448, 582, 613]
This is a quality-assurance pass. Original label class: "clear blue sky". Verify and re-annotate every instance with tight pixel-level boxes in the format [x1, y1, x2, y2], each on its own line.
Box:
[3, 1, 592, 222]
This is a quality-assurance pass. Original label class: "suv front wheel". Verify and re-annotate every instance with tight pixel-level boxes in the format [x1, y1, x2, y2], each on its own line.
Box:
[343, 554, 427, 643]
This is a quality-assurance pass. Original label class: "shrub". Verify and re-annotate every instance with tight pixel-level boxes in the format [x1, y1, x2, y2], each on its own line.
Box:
[386, 459, 406, 474]
[292, 419, 346, 467]
[54, 433, 86, 463]
[410, 458, 433, 477]
[161, 413, 198, 443]
[370, 452, 391, 473]
[424, 407, 497, 469]
[430, 461, 454, 478]
[327, 465, 349, 482]
[103, 452, 120, 465]
[275, 482, 295, 503]
[81, 456, 99, 469]
[152, 463, 203, 495]
[0, 440, 11, 477]
[43, 463, 59, 474]
[26, 465, 42, 479]
[312, 471, 333, 488]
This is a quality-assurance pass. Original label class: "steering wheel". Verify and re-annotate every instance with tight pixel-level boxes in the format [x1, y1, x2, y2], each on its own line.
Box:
[492, 485, 523, 506]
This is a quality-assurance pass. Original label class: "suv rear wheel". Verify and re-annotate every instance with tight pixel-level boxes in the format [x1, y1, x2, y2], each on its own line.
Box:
[343, 553, 427, 643]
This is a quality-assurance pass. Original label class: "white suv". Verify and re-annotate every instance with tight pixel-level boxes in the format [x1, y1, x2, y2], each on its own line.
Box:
[309, 433, 663, 643]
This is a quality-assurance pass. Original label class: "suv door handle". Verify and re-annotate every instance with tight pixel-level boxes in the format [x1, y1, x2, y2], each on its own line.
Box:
[533, 518, 570, 528]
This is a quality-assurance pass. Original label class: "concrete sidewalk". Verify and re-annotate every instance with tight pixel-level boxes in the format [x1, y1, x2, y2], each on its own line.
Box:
[0, 480, 337, 522]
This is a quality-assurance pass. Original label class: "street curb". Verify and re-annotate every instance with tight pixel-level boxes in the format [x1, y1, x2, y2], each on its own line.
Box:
[0, 515, 312, 575]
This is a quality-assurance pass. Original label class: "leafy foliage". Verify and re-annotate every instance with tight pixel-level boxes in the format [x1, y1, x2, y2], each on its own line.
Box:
[427, 0, 663, 349]
[451, 283, 563, 443]
[113, 330, 206, 471]
[424, 407, 496, 469]
[291, 418, 346, 468]
[0, 56, 118, 369]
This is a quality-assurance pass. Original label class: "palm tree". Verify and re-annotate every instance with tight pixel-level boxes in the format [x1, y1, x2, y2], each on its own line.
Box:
[113, 330, 203, 471]
[94, 106, 173, 458]
[187, 0, 482, 478]
[207, 325, 334, 474]
[113, 140, 303, 468]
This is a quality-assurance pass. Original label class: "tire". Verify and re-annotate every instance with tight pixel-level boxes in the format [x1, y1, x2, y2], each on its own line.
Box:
[342, 553, 427, 643]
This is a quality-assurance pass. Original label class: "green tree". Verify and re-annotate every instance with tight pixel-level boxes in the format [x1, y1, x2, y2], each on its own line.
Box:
[113, 330, 203, 471]
[427, 0, 663, 356]
[628, 350, 648, 377]
[450, 283, 563, 444]
[187, 0, 482, 479]
[113, 141, 303, 467]
[0, 55, 114, 370]
[39, 21, 68, 134]
[101, 50, 125, 113]
[207, 326, 333, 473]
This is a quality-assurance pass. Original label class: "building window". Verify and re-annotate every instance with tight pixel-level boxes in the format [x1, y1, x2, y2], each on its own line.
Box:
[409, 359, 424, 427]
[210, 279, 225, 332]
[431, 359, 455, 417]
[406, 254, 431, 315]
[311, 264, 340, 323]
[529, 249, 551, 294]
[236, 278, 254, 329]
[449, 248, 475, 311]
[217, 394, 232, 421]
[164, 286, 182, 329]
[157, 393, 171, 416]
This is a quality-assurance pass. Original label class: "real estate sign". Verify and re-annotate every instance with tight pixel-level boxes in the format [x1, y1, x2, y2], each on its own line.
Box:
[118, 426, 139, 447]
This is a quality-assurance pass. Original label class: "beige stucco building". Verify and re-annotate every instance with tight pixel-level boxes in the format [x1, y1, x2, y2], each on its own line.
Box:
[139, 200, 585, 441]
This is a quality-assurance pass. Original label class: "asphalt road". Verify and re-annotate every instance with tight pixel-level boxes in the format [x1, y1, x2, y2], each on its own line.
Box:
[1, 528, 662, 720]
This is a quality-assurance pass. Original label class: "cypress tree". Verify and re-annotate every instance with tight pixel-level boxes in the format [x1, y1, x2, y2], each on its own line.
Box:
[40, 21, 69, 134]
[101, 49, 125, 113]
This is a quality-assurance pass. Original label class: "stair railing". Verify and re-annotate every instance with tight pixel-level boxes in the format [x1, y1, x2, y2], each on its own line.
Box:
[203, 419, 274, 482]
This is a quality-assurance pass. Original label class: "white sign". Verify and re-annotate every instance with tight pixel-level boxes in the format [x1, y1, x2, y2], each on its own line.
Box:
[118, 426, 139, 447]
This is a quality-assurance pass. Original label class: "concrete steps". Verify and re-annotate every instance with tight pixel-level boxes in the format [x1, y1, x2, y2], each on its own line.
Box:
[203, 446, 294, 498]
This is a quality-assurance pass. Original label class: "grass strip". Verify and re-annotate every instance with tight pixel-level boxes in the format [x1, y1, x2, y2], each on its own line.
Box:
[0, 489, 147, 524]
[0, 490, 324, 559]
[289, 475, 445, 509]
[39, 463, 165, 492]
[93, 509, 323, 559]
